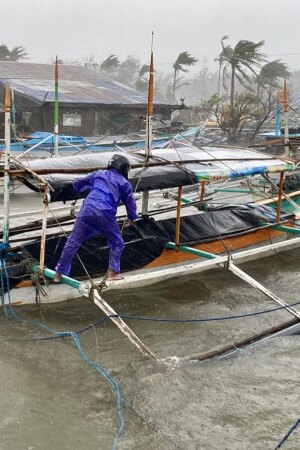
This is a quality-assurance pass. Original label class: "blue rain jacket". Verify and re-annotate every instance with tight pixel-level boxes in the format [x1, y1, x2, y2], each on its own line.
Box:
[73, 168, 138, 220]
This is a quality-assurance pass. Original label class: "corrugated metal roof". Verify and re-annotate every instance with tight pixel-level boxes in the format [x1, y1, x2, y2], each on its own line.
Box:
[0, 62, 172, 106]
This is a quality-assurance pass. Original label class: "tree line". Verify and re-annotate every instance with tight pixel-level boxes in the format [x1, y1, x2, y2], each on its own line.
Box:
[1, 40, 300, 143]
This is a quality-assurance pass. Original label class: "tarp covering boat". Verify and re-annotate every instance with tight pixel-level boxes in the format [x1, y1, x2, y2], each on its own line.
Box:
[10, 205, 273, 281]
[2, 146, 294, 202]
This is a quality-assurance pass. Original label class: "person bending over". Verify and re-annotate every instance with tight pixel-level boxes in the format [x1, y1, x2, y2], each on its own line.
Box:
[53, 154, 138, 283]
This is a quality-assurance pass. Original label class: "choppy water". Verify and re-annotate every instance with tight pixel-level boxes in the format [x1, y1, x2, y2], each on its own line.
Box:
[0, 249, 300, 450]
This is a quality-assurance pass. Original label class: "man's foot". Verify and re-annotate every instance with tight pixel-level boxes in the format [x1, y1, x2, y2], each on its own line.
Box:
[106, 269, 124, 281]
[53, 272, 62, 283]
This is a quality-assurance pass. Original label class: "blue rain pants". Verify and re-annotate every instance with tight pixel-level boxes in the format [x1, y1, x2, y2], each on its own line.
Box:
[55, 204, 125, 276]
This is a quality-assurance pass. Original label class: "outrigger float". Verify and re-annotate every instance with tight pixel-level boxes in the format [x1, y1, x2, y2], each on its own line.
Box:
[2, 64, 300, 360]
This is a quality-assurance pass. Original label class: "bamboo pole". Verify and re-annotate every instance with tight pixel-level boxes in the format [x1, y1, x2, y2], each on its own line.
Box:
[166, 242, 300, 320]
[3, 85, 11, 245]
[261, 173, 300, 215]
[33, 266, 157, 360]
[15, 133, 55, 160]
[228, 263, 300, 319]
[199, 181, 206, 201]
[175, 186, 182, 247]
[141, 36, 154, 212]
[276, 171, 285, 222]
[39, 185, 49, 273]
[0, 157, 291, 177]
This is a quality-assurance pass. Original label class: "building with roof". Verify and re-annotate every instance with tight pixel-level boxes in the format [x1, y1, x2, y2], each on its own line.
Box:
[0, 62, 176, 137]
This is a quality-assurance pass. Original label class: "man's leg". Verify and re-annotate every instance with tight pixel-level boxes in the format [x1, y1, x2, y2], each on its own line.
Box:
[97, 214, 125, 280]
[55, 215, 96, 279]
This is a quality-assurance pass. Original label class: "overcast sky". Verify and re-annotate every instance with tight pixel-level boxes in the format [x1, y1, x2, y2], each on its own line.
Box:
[3, 0, 300, 73]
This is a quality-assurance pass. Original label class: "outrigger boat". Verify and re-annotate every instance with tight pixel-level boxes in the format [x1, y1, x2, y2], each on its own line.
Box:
[2, 58, 300, 360]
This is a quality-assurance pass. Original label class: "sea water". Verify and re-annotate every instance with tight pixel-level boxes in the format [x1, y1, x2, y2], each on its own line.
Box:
[0, 188, 300, 449]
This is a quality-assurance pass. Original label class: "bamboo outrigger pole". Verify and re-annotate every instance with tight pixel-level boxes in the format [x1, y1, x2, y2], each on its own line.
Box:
[33, 266, 157, 360]
[3, 85, 11, 245]
[54, 56, 59, 157]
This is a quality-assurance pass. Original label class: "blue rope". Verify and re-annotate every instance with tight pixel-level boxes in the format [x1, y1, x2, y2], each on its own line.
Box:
[0, 260, 9, 318]
[2, 259, 17, 320]
[275, 417, 300, 449]
[0, 253, 125, 450]
[70, 332, 124, 450]
[111, 300, 300, 323]
[7, 300, 300, 343]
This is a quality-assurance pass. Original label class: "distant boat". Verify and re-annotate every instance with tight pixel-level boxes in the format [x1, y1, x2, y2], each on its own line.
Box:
[0, 131, 87, 158]
[0, 126, 201, 157]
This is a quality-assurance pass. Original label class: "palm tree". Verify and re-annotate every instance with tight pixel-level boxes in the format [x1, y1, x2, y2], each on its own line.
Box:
[0, 44, 28, 61]
[219, 37, 265, 109]
[100, 55, 120, 75]
[172, 51, 197, 99]
[8, 45, 27, 61]
[256, 60, 290, 90]
[0, 45, 10, 60]
[135, 64, 150, 92]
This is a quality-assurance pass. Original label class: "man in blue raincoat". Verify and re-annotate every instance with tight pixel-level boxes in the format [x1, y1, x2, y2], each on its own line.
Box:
[53, 154, 138, 282]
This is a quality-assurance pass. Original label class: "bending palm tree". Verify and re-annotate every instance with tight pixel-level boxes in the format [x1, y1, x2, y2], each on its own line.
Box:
[100, 55, 120, 75]
[256, 60, 290, 90]
[0, 44, 27, 61]
[172, 51, 197, 99]
[219, 37, 265, 109]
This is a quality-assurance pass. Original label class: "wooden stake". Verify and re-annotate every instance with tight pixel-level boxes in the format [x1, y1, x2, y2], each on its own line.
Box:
[39, 185, 49, 274]
[175, 186, 182, 247]
[199, 181, 206, 201]
[3, 85, 11, 245]
[276, 171, 284, 222]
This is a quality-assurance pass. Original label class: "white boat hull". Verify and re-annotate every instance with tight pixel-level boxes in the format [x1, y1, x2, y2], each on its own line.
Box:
[5, 234, 300, 306]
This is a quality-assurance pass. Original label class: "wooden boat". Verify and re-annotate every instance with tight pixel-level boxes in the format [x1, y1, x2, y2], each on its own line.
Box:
[0, 132, 88, 158]
[1, 144, 300, 305]
[2, 59, 300, 360]
[0, 126, 201, 158]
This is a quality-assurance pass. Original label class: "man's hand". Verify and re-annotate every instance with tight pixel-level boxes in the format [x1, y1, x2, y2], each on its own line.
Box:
[123, 219, 134, 228]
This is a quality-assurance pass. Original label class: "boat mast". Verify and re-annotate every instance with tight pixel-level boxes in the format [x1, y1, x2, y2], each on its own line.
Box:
[145, 40, 154, 157]
[142, 34, 154, 214]
[283, 79, 289, 158]
[54, 56, 59, 157]
[3, 85, 11, 245]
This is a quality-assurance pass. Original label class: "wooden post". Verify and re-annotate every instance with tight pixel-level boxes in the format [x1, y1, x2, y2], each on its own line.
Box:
[3, 85, 11, 245]
[276, 171, 284, 223]
[199, 181, 206, 201]
[142, 191, 149, 214]
[39, 185, 49, 274]
[175, 186, 183, 248]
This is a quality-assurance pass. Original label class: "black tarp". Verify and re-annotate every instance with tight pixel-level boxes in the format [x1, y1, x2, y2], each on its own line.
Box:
[18, 207, 263, 279]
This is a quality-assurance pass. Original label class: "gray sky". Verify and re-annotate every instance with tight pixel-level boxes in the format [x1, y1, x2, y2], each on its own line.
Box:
[3, 0, 300, 73]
